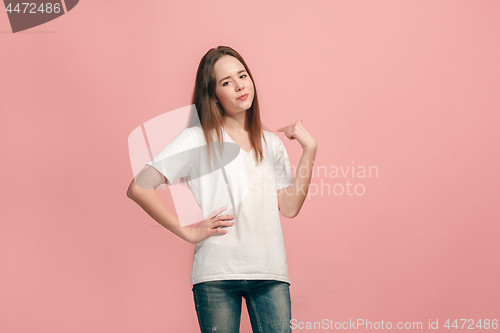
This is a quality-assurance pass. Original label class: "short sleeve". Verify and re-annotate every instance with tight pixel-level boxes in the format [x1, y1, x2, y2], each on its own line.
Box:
[274, 135, 293, 191]
[146, 128, 195, 186]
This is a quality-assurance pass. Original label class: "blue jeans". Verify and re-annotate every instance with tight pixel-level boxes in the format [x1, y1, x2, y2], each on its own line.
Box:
[192, 279, 292, 333]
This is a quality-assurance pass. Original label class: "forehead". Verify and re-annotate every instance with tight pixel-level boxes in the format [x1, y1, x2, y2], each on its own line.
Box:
[213, 55, 245, 80]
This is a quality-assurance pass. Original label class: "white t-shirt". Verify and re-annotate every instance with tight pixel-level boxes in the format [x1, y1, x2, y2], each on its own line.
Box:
[146, 125, 293, 285]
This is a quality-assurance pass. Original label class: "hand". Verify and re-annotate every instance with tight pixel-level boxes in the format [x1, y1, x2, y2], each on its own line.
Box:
[277, 118, 317, 152]
[184, 206, 235, 245]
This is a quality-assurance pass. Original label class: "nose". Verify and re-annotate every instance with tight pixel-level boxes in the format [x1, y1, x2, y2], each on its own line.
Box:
[235, 81, 244, 92]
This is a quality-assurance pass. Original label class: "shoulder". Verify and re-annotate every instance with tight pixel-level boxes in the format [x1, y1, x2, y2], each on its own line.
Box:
[263, 129, 279, 142]
[187, 125, 203, 135]
[263, 129, 285, 147]
[262, 130, 289, 161]
[161, 126, 200, 151]
[184, 126, 206, 144]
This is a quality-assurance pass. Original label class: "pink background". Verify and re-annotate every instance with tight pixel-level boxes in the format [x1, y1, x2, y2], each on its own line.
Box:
[1, 0, 499, 332]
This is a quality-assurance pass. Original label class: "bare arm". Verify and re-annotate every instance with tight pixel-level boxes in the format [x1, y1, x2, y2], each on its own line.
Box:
[127, 176, 190, 240]
[276, 118, 317, 219]
[278, 146, 317, 218]
[126, 165, 234, 244]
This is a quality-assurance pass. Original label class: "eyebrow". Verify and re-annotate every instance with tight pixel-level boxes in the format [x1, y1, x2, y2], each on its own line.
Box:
[218, 70, 247, 84]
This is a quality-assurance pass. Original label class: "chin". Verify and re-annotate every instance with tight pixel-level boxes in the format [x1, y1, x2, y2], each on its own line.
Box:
[243, 98, 254, 109]
[237, 101, 253, 111]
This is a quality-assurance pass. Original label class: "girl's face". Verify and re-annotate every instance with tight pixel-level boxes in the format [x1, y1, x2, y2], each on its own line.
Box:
[213, 55, 254, 116]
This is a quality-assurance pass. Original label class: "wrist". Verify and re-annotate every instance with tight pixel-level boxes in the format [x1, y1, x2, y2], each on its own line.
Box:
[303, 143, 317, 154]
[174, 225, 194, 244]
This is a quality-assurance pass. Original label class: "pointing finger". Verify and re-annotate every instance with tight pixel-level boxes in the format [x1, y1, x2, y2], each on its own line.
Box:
[277, 125, 287, 132]
[277, 123, 294, 132]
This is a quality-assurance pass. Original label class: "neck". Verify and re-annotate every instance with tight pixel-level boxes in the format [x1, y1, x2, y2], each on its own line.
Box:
[223, 111, 249, 132]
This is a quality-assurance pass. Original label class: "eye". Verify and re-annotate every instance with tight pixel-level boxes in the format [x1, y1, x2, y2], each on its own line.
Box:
[240, 74, 247, 79]
[222, 81, 229, 86]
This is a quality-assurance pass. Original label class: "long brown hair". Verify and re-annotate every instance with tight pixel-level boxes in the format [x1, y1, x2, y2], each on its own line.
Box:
[189, 46, 268, 165]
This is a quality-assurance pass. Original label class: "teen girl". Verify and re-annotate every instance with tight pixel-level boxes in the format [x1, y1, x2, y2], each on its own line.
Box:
[127, 46, 317, 333]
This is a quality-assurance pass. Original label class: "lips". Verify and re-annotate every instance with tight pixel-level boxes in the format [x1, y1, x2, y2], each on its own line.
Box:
[237, 94, 249, 100]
